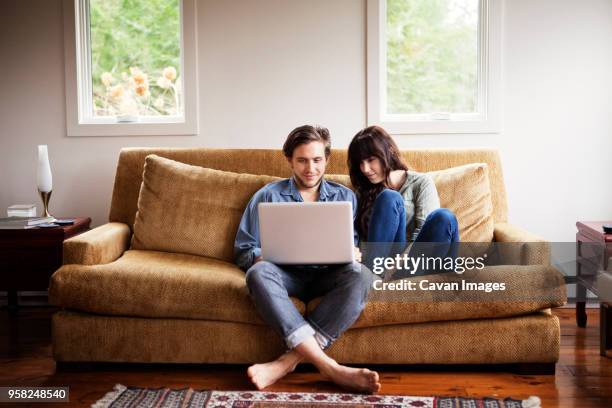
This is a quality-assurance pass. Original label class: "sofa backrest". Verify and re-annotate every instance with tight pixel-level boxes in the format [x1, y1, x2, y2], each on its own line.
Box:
[109, 148, 508, 229]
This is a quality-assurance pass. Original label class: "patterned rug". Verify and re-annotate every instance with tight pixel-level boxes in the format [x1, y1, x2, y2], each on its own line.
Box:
[92, 384, 541, 408]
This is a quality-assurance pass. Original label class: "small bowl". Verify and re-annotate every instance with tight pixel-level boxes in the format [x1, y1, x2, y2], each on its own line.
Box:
[116, 114, 140, 123]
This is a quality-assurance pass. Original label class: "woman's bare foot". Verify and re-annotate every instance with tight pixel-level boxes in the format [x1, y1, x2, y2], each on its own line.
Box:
[321, 362, 381, 394]
[247, 351, 303, 390]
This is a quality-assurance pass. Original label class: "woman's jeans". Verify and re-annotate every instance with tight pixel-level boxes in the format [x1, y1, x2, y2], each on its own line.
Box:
[365, 189, 459, 274]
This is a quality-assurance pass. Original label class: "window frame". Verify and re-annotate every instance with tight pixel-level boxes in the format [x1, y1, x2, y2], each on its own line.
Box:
[366, 0, 502, 135]
[62, 0, 198, 137]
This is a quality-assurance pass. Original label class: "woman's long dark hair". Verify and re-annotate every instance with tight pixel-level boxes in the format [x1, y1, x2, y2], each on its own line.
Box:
[348, 126, 408, 240]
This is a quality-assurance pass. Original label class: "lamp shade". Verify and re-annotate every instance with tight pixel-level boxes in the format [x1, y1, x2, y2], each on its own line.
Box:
[37, 145, 52, 192]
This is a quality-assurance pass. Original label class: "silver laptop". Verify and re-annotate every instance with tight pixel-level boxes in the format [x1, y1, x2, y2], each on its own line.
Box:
[258, 202, 355, 265]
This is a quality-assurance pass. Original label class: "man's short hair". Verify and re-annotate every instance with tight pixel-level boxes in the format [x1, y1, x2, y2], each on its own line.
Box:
[283, 125, 331, 159]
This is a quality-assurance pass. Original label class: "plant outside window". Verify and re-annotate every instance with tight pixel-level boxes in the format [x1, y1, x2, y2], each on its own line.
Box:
[89, 0, 182, 118]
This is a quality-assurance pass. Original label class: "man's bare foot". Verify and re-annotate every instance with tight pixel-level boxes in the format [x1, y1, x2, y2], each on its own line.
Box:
[321, 362, 381, 394]
[247, 351, 303, 390]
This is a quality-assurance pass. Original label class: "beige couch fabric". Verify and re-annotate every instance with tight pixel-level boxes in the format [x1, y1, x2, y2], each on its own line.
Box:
[50, 250, 565, 326]
[429, 163, 494, 242]
[63, 222, 131, 265]
[50, 147, 565, 365]
[493, 223, 551, 265]
[109, 149, 509, 229]
[351, 265, 565, 328]
[326, 163, 495, 243]
[131, 155, 280, 262]
[52, 310, 560, 364]
[51, 250, 305, 325]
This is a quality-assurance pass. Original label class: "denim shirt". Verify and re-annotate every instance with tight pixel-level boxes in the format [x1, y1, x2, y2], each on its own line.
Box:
[233, 177, 358, 271]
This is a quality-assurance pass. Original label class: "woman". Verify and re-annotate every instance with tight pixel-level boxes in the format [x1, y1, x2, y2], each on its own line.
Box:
[347, 125, 459, 275]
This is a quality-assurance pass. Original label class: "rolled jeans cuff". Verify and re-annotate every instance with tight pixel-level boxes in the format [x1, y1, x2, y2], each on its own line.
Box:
[307, 318, 333, 350]
[314, 332, 330, 350]
[285, 323, 316, 349]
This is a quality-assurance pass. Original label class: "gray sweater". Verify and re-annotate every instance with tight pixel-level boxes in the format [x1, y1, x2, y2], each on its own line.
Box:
[398, 170, 440, 241]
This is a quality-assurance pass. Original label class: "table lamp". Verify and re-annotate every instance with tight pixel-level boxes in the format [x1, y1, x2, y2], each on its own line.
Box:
[37, 145, 53, 218]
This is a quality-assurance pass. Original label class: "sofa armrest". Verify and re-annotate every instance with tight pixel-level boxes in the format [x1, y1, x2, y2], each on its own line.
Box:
[493, 222, 551, 266]
[63, 222, 131, 265]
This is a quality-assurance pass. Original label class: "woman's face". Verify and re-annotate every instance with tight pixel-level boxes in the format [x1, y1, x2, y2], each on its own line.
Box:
[360, 156, 385, 184]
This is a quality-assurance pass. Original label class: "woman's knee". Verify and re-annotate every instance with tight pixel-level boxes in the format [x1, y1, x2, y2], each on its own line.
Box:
[374, 189, 404, 210]
[427, 208, 458, 228]
[377, 188, 402, 202]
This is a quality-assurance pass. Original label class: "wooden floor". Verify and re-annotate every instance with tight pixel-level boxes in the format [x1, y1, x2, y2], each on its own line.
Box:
[0, 306, 610, 407]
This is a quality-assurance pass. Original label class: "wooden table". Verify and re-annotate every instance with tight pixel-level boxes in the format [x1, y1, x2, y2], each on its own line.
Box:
[575, 221, 612, 356]
[0, 217, 91, 310]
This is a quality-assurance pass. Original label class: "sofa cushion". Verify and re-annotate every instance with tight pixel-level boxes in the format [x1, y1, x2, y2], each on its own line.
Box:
[429, 163, 494, 242]
[49, 250, 304, 324]
[131, 155, 280, 262]
[315, 264, 567, 328]
[325, 174, 353, 190]
[110, 149, 510, 230]
[327, 165, 494, 242]
[52, 309, 560, 364]
[50, 250, 565, 327]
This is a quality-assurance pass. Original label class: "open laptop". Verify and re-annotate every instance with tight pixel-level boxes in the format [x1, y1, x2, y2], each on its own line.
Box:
[258, 202, 355, 265]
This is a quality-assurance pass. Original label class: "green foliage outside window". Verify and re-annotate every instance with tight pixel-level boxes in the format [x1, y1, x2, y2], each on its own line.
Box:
[386, 0, 478, 115]
[89, 0, 182, 117]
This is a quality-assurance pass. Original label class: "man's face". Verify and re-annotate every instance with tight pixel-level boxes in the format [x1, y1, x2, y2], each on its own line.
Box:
[287, 141, 328, 189]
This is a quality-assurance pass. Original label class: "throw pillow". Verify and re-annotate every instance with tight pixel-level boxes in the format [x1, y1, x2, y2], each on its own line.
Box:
[325, 174, 353, 190]
[326, 167, 493, 242]
[131, 155, 280, 262]
[428, 163, 494, 242]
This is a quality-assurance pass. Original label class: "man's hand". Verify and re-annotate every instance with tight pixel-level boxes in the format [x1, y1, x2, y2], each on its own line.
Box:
[354, 247, 362, 263]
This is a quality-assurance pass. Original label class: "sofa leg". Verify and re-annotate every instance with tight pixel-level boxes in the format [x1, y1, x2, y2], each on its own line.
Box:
[515, 363, 556, 375]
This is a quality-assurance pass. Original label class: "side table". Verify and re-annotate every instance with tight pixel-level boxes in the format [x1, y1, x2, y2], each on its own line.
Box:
[0, 217, 91, 310]
[575, 221, 612, 357]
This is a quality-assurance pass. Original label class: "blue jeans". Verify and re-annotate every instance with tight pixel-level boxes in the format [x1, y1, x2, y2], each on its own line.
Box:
[245, 261, 372, 350]
[365, 189, 460, 268]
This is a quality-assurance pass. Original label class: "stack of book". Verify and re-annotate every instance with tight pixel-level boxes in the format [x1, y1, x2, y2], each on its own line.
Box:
[7, 204, 37, 217]
[0, 216, 55, 229]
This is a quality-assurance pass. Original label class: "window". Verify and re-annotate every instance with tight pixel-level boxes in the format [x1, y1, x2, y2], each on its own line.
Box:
[367, 0, 501, 134]
[63, 0, 198, 136]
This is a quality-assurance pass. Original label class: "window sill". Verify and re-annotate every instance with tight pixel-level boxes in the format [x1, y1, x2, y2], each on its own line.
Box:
[375, 116, 501, 135]
[66, 120, 198, 137]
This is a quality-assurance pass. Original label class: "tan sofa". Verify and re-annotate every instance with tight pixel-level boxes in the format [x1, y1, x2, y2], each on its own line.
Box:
[49, 148, 566, 372]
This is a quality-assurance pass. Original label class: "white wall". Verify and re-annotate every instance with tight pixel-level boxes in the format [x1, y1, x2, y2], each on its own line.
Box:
[1, 0, 611, 242]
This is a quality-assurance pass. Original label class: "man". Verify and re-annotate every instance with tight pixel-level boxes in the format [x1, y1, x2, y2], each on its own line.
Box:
[234, 125, 380, 393]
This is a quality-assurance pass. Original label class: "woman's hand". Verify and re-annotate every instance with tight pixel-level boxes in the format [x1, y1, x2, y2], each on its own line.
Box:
[354, 247, 362, 262]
